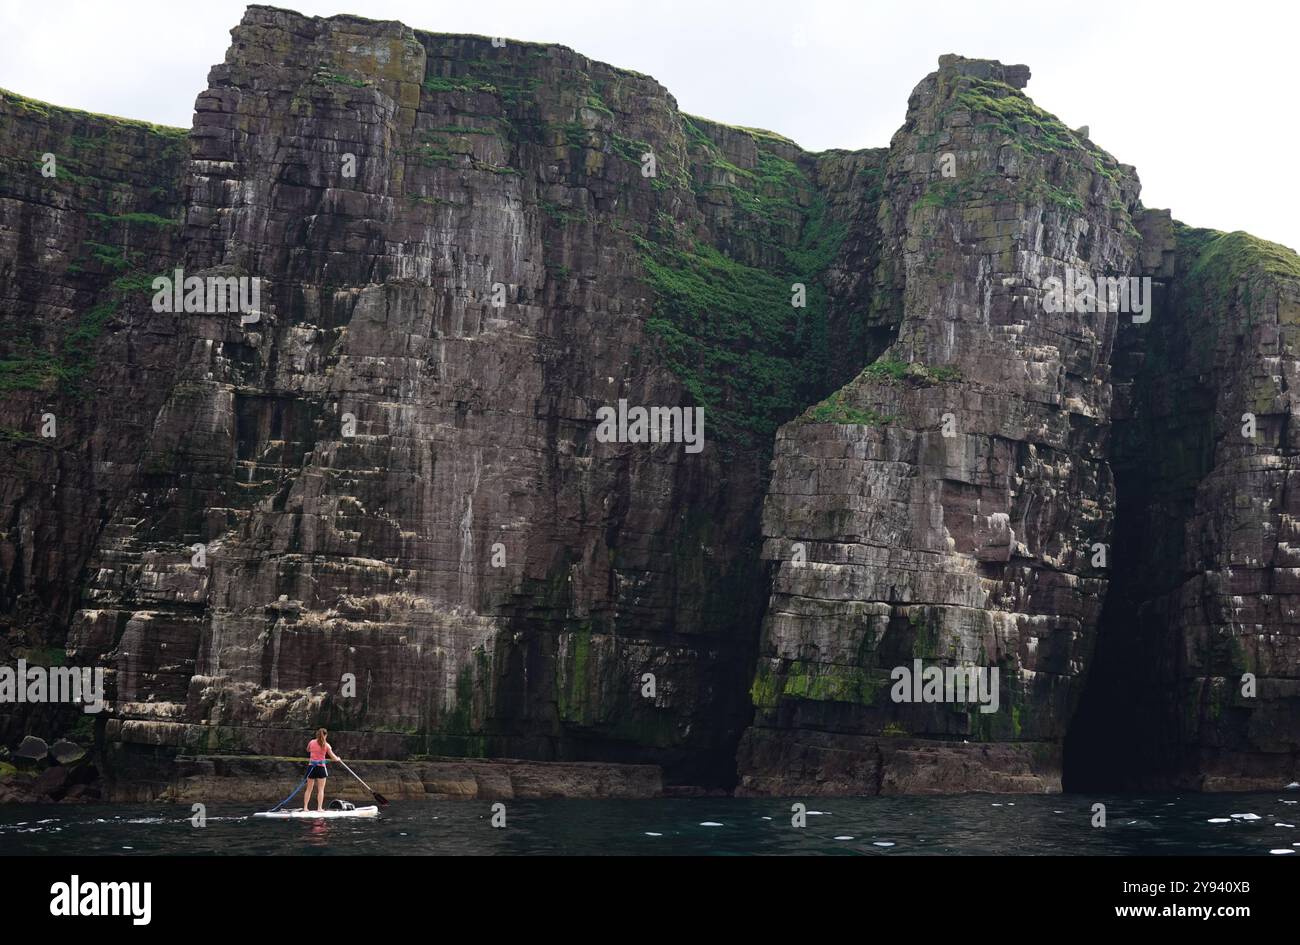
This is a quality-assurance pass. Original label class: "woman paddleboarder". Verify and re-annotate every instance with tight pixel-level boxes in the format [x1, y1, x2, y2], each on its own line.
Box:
[303, 727, 341, 812]
[254, 729, 388, 817]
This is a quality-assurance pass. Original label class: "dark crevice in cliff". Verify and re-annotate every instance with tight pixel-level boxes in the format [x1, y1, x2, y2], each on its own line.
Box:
[1066, 221, 1300, 791]
[1064, 230, 1190, 791]
[1062, 460, 1182, 791]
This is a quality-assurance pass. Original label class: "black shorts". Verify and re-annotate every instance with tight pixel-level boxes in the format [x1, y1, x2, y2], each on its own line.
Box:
[307, 765, 328, 779]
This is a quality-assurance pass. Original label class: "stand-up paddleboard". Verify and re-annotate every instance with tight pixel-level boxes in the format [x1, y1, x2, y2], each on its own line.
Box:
[260, 754, 389, 818]
[254, 805, 380, 820]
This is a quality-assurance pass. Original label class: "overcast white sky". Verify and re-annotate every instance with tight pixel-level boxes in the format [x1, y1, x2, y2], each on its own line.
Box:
[1, 0, 1295, 250]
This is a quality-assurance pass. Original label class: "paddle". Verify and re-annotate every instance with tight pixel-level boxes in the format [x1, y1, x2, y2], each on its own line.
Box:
[335, 758, 389, 807]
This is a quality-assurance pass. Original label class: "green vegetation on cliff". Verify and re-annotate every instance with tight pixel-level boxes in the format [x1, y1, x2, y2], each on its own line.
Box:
[419, 49, 854, 448]
[951, 77, 1127, 220]
[803, 389, 892, 425]
[1181, 227, 1300, 300]
[638, 129, 848, 445]
[0, 269, 162, 395]
[863, 355, 961, 385]
[790, 352, 961, 427]
[0, 87, 186, 139]
[955, 78, 1080, 156]
[751, 659, 887, 708]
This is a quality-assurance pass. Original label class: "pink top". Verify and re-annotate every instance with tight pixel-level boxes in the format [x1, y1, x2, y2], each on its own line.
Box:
[308, 738, 330, 762]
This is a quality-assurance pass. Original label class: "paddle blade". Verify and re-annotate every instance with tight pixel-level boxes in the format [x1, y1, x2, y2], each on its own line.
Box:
[373, 791, 389, 807]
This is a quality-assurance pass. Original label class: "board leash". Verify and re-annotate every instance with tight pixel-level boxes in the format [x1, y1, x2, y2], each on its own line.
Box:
[265, 763, 316, 813]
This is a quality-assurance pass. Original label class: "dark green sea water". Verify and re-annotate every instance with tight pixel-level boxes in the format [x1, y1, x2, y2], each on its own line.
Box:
[3, 792, 1299, 855]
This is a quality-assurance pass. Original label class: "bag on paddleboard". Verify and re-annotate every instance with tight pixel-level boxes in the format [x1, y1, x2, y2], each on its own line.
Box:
[328, 799, 356, 811]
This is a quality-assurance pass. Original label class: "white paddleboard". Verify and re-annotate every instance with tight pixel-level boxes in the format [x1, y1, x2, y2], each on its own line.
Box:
[254, 805, 380, 819]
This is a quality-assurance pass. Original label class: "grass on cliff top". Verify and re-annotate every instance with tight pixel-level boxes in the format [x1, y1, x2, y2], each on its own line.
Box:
[417, 31, 654, 83]
[682, 112, 803, 150]
[1173, 225, 1300, 332]
[0, 87, 186, 139]
[951, 77, 1124, 182]
[418, 30, 554, 53]
[1180, 226, 1300, 290]
[955, 79, 1078, 154]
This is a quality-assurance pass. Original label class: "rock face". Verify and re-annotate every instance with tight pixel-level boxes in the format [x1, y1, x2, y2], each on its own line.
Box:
[736, 55, 1142, 795]
[1, 7, 879, 790]
[0, 89, 187, 754]
[1067, 220, 1300, 791]
[0, 11, 1296, 797]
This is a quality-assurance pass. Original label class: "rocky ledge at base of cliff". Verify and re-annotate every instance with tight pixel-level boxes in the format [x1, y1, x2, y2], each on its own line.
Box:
[0, 740, 661, 803]
[154, 755, 662, 804]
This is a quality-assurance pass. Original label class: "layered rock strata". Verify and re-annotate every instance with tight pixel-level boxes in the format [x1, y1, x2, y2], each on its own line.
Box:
[737, 56, 1146, 794]
[0, 9, 1295, 797]
[2, 7, 882, 789]
[1067, 220, 1300, 791]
